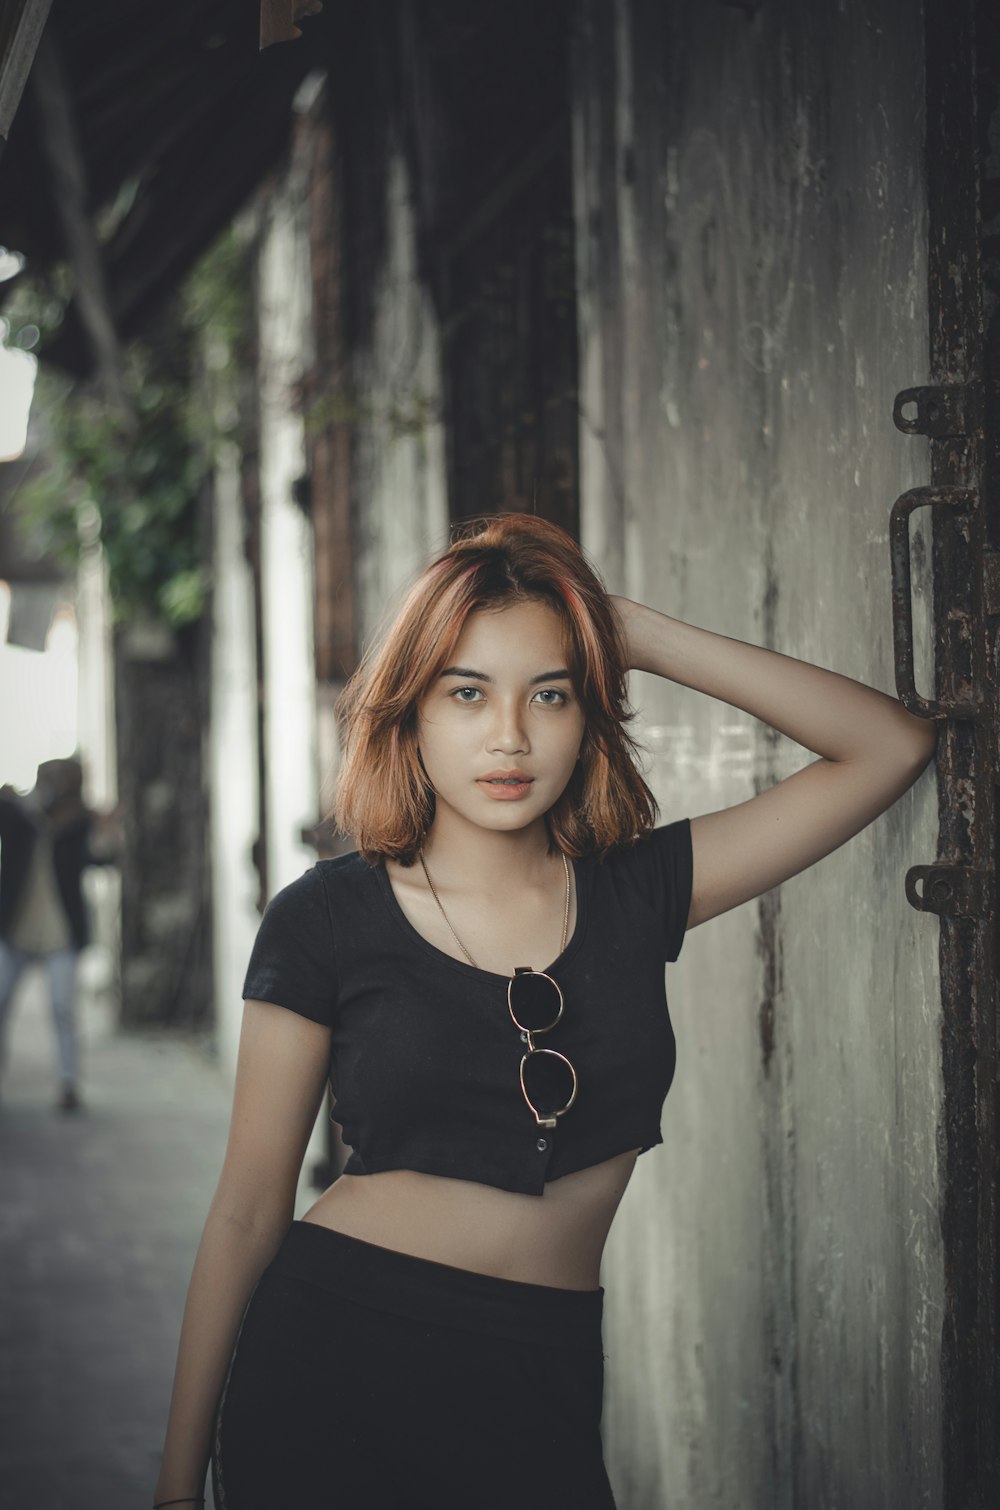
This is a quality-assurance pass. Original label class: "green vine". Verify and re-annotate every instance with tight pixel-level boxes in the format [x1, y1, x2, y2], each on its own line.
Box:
[301, 384, 441, 440]
[6, 226, 254, 630]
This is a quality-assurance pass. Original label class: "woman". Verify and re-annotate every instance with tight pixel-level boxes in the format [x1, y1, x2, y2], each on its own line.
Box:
[153, 514, 935, 1510]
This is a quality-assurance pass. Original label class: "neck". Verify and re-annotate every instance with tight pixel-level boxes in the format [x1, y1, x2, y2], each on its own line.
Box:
[418, 812, 559, 891]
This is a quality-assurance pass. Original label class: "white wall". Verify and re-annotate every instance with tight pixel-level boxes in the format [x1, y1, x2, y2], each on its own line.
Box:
[252, 156, 324, 1194]
[207, 420, 260, 1086]
[257, 188, 320, 898]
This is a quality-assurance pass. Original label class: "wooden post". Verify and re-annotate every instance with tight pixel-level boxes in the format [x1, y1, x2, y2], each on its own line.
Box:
[30, 31, 134, 427]
[0, 0, 53, 157]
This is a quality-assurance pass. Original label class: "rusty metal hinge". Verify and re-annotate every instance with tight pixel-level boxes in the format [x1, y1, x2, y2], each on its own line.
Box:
[889, 485, 982, 718]
[893, 382, 985, 438]
[905, 865, 993, 918]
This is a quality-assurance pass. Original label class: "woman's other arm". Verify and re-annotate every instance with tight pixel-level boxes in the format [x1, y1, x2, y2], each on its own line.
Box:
[153, 999, 331, 1505]
[610, 596, 937, 931]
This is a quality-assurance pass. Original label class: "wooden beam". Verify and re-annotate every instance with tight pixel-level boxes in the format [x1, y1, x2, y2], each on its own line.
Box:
[31, 31, 134, 423]
[0, 0, 52, 152]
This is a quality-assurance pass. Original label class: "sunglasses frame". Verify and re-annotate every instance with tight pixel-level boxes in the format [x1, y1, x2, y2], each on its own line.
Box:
[508, 966, 578, 1129]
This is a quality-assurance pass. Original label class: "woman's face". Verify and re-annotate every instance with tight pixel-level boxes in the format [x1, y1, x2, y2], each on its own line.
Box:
[416, 598, 586, 836]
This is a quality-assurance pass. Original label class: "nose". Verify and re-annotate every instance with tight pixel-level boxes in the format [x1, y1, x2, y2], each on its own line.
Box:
[487, 697, 529, 756]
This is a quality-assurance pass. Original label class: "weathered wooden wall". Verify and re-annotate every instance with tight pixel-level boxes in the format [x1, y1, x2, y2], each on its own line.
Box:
[573, 2, 943, 1506]
[319, 10, 450, 649]
[349, 136, 449, 650]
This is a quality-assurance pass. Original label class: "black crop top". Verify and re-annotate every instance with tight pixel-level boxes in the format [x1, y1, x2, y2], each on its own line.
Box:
[241, 818, 694, 1197]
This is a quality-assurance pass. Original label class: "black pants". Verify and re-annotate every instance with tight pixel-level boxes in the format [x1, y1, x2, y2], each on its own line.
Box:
[211, 1220, 617, 1509]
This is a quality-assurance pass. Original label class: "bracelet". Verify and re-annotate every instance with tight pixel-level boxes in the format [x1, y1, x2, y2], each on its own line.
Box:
[153, 1499, 205, 1508]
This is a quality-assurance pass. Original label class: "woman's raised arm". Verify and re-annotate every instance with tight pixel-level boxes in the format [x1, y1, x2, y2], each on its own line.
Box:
[153, 1000, 332, 1507]
[611, 595, 937, 933]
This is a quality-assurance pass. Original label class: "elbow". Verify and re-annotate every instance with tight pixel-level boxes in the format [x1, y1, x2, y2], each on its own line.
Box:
[855, 710, 936, 790]
[209, 1174, 296, 1241]
[909, 715, 938, 770]
[890, 717, 937, 788]
[889, 705, 938, 771]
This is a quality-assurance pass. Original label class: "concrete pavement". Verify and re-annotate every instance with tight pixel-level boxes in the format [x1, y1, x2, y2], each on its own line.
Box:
[0, 956, 232, 1510]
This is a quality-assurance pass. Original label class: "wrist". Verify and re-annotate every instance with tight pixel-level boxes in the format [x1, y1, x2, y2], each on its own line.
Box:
[608, 594, 639, 668]
[616, 598, 676, 678]
[152, 1487, 206, 1507]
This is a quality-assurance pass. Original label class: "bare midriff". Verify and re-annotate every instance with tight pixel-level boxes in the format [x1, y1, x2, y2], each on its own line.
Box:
[300, 1145, 642, 1292]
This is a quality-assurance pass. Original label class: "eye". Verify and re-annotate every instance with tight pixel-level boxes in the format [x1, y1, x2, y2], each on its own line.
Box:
[449, 686, 569, 706]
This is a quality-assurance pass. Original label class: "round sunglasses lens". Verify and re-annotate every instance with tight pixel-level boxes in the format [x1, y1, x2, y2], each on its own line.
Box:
[509, 971, 562, 1033]
[522, 1049, 575, 1117]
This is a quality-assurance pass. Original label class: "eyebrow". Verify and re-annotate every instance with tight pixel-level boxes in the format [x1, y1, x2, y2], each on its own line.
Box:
[438, 666, 572, 685]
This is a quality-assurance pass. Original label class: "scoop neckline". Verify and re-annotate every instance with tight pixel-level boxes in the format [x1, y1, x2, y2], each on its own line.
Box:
[374, 851, 591, 986]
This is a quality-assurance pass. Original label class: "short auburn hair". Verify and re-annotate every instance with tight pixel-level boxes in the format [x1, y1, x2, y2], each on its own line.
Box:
[329, 513, 658, 865]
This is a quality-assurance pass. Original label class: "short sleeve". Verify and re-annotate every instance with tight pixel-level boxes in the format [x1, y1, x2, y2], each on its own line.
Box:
[621, 817, 694, 963]
[241, 866, 339, 1026]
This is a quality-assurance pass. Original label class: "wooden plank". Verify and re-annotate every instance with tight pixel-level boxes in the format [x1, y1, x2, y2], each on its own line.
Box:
[0, 0, 53, 146]
[31, 30, 133, 420]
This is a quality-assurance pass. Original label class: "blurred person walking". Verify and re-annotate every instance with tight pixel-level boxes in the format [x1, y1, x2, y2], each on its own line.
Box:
[0, 757, 121, 1111]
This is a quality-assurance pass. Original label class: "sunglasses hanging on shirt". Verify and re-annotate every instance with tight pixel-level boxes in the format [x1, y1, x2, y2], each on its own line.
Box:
[508, 967, 578, 1128]
[418, 850, 579, 1130]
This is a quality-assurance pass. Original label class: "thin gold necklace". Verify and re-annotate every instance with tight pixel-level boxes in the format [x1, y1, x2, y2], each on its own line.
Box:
[417, 849, 571, 971]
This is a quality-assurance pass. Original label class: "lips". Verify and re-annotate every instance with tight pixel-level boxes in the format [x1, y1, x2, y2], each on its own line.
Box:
[477, 774, 534, 800]
[478, 770, 533, 784]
